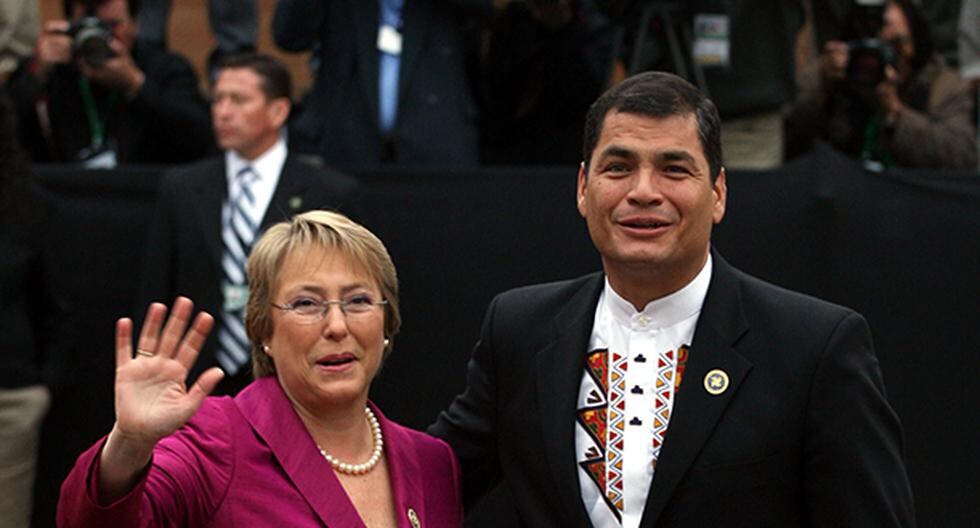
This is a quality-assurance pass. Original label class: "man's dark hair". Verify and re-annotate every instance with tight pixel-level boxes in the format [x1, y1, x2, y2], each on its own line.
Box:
[63, 0, 140, 18]
[217, 53, 293, 103]
[582, 71, 723, 182]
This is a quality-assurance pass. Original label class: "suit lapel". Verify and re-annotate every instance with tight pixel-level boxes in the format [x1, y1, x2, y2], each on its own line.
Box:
[260, 157, 312, 229]
[353, 2, 381, 129]
[535, 273, 604, 526]
[638, 253, 752, 527]
[193, 159, 227, 269]
[237, 378, 367, 527]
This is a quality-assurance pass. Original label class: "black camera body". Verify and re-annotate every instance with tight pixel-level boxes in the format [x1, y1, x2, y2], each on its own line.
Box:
[846, 38, 895, 88]
[67, 16, 115, 68]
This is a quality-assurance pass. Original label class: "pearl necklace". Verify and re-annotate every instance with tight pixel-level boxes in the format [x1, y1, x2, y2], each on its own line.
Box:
[317, 407, 384, 476]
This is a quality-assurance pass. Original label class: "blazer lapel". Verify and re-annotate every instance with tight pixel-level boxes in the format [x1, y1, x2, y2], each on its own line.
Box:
[260, 157, 312, 229]
[378, 405, 427, 527]
[535, 273, 604, 526]
[237, 378, 367, 527]
[353, 2, 381, 129]
[638, 253, 752, 527]
[194, 160, 227, 269]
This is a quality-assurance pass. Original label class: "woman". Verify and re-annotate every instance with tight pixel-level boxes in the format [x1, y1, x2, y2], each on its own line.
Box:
[57, 211, 461, 527]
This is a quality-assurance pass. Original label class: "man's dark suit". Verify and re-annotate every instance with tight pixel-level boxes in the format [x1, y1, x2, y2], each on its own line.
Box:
[272, 0, 482, 165]
[136, 156, 358, 395]
[430, 251, 915, 526]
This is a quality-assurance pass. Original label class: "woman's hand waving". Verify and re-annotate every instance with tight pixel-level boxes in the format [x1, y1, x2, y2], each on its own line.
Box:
[98, 297, 225, 502]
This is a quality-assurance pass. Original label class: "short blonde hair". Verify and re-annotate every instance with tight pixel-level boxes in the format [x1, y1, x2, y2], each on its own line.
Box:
[244, 210, 401, 378]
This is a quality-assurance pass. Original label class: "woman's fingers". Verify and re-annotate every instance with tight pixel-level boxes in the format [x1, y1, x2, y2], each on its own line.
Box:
[136, 302, 168, 356]
[157, 297, 193, 358]
[115, 318, 133, 367]
[188, 367, 225, 406]
[175, 311, 215, 369]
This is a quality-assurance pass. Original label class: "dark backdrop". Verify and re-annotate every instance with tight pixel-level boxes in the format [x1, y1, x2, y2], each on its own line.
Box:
[31, 145, 979, 527]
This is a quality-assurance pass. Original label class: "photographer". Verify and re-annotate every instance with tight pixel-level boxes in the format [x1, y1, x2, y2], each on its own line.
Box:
[6, 0, 212, 166]
[786, 0, 976, 169]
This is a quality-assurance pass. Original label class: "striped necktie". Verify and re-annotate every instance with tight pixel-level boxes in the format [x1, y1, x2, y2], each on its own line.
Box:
[216, 166, 260, 375]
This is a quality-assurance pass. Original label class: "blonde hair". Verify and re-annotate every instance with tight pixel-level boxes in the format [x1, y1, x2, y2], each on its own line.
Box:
[244, 210, 401, 378]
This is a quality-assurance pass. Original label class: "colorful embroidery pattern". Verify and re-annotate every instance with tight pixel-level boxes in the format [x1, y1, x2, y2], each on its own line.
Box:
[651, 345, 689, 471]
[577, 348, 621, 521]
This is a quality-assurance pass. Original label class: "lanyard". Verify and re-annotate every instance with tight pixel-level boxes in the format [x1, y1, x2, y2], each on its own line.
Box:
[859, 116, 894, 169]
[78, 77, 119, 149]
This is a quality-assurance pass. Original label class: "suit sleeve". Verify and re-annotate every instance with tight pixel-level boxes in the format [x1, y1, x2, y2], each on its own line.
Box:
[272, 0, 326, 52]
[56, 401, 235, 527]
[428, 295, 504, 509]
[128, 52, 214, 163]
[803, 312, 915, 526]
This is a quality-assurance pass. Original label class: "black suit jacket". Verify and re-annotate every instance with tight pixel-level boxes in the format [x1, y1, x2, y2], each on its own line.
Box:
[273, 0, 483, 166]
[430, 251, 914, 527]
[136, 155, 358, 395]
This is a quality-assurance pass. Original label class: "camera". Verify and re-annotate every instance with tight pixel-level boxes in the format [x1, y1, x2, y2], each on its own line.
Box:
[67, 16, 115, 68]
[846, 38, 895, 88]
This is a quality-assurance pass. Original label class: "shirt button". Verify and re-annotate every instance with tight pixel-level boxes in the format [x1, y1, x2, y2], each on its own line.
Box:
[636, 315, 650, 326]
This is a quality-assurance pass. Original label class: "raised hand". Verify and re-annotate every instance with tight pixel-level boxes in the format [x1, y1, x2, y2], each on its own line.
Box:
[98, 297, 224, 501]
[113, 297, 223, 446]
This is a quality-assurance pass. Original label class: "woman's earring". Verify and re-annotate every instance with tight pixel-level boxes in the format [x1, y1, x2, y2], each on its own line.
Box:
[383, 338, 390, 347]
[262, 344, 270, 353]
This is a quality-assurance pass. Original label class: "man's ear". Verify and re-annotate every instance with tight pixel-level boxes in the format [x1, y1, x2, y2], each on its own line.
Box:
[269, 98, 291, 128]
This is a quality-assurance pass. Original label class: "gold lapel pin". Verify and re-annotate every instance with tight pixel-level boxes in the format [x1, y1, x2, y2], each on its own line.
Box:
[703, 369, 730, 396]
[407, 507, 420, 528]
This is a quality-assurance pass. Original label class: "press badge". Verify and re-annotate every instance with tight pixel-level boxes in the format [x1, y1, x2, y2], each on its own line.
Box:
[78, 141, 118, 169]
[223, 283, 249, 312]
[692, 14, 730, 68]
[377, 24, 402, 55]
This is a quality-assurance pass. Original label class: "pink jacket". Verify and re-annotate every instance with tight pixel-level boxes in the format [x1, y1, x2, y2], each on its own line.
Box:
[57, 377, 462, 527]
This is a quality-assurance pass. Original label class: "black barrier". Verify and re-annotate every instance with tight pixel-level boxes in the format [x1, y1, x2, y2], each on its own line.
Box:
[30, 145, 980, 527]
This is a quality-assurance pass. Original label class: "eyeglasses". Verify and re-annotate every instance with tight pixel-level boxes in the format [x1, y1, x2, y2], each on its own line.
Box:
[272, 294, 387, 324]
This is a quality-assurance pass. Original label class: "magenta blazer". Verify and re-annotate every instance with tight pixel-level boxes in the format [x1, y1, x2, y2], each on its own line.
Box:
[57, 377, 462, 527]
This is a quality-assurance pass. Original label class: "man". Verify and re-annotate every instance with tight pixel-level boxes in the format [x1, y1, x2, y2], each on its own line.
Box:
[430, 72, 915, 526]
[5, 0, 212, 166]
[136, 54, 358, 396]
[272, 0, 483, 166]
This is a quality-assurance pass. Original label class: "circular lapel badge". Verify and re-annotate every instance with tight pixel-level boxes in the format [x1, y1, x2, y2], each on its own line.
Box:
[703, 369, 730, 396]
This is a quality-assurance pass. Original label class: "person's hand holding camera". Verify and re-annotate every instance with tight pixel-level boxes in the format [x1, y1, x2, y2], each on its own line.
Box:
[78, 38, 145, 97]
[874, 65, 904, 126]
[33, 20, 74, 84]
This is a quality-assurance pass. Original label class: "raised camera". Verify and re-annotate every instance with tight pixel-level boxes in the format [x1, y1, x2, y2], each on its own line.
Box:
[67, 16, 115, 68]
[846, 38, 895, 88]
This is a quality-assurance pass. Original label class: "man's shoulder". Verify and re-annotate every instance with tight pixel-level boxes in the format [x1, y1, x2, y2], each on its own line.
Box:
[723, 260, 859, 327]
[282, 155, 358, 190]
[162, 157, 225, 181]
[492, 273, 603, 312]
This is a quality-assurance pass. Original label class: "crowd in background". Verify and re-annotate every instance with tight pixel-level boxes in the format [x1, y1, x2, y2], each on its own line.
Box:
[0, 1, 978, 526]
[0, 0, 977, 171]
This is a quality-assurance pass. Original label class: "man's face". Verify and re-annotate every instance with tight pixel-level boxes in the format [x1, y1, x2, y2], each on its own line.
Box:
[577, 111, 726, 302]
[74, 0, 138, 49]
[212, 68, 289, 160]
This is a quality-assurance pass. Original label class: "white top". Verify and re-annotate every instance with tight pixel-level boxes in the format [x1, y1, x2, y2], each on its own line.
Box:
[576, 255, 713, 528]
